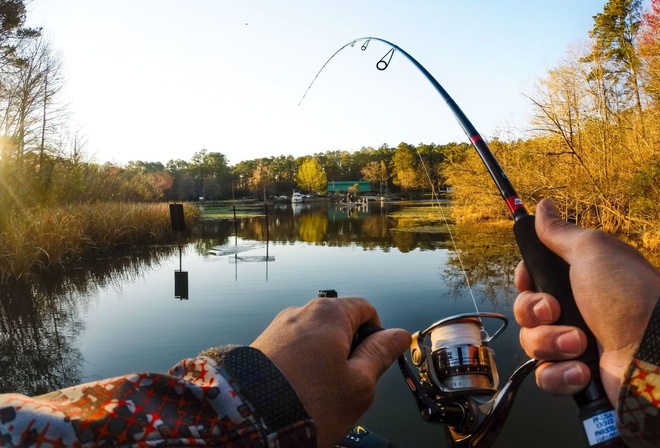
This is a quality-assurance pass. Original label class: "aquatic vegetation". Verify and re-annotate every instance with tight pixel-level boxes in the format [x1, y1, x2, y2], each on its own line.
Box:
[200, 201, 268, 220]
[0, 202, 199, 281]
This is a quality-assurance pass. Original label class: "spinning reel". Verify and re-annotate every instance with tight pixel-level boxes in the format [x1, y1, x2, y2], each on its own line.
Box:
[398, 312, 539, 448]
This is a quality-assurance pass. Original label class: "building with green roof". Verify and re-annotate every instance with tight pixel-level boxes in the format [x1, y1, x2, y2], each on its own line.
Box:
[326, 181, 372, 193]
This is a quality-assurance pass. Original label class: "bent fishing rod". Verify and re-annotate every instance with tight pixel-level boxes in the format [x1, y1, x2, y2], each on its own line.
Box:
[303, 37, 624, 448]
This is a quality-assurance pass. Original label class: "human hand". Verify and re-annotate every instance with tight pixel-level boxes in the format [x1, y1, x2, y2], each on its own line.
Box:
[250, 296, 411, 448]
[514, 199, 660, 406]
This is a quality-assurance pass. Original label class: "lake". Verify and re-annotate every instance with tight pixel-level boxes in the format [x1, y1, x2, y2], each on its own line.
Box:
[0, 200, 588, 447]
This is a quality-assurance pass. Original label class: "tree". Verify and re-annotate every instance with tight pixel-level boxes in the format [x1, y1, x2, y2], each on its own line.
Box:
[0, 35, 65, 206]
[416, 143, 447, 195]
[55, 128, 91, 202]
[249, 159, 273, 201]
[391, 142, 418, 193]
[629, 156, 660, 220]
[0, 0, 40, 67]
[232, 159, 256, 197]
[361, 160, 389, 195]
[269, 155, 296, 193]
[189, 149, 230, 200]
[639, 0, 660, 104]
[295, 158, 327, 194]
[588, 0, 645, 133]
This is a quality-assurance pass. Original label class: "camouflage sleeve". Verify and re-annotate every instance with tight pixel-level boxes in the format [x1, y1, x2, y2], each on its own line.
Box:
[0, 346, 317, 447]
[617, 297, 660, 447]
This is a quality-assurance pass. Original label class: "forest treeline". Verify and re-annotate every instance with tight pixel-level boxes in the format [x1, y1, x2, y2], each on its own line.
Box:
[1, 0, 659, 253]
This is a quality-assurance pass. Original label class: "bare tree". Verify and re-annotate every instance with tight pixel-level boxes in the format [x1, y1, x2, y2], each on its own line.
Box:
[0, 36, 66, 202]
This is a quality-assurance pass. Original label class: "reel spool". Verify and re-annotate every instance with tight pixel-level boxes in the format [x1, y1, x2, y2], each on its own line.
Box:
[410, 312, 507, 399]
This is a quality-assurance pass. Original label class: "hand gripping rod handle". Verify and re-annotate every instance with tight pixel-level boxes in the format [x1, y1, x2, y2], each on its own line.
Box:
[513, 217, 623, 447]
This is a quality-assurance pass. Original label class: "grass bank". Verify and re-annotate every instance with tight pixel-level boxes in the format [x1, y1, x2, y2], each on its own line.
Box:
[387, 205, 454, 233]
[389, 203, 660, 266]
[0, 202, 199, 282]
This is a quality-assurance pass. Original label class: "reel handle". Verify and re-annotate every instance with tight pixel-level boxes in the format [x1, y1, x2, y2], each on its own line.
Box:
[336, 425, 400, 448]
[513, 215, 624, 447]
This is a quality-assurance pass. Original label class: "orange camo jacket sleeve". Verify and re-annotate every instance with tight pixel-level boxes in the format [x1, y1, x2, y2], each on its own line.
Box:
[0, 346, 317, 447]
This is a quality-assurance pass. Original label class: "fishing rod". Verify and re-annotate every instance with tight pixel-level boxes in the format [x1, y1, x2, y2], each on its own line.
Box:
[303, 37, 624, 448]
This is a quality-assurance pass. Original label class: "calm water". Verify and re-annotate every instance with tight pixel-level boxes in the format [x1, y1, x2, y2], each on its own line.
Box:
[0, 201, 587, 447]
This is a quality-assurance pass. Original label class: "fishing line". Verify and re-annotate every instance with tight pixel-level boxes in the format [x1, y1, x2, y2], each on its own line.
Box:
[417, 155, 482, 315]
[299, 39, 366, 107]
[377, 47, 481, 315]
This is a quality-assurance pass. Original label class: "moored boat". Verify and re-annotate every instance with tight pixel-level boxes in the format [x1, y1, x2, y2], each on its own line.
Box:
[291, 190, 304, 203]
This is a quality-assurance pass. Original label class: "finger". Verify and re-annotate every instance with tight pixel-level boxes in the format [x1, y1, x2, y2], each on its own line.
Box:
[536, 199, 653, 275]
[350, 329, 411, 382]
[297, 297, 380, 345]
[514, 290, 560, 327]
[519, 325, 587, 360]
[330, 297, 383, 355]
[534, 199, 589, 262]
[336, 296, 382, 332]
[535, 361, 591, 396]
[514, 260, 534, 292]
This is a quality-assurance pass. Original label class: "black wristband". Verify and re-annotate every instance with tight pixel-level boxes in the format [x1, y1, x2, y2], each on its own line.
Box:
[222, 346, 310, 433]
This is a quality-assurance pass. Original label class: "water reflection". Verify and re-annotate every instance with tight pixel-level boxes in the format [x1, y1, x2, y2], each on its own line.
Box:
[446, 223, 521, 310]
[0, 245, 186, 395]
[0, 202, 522, 406]
[216, 201, 453, 251]
[5, 201, 626, 447]
[0, 201, 593, 446]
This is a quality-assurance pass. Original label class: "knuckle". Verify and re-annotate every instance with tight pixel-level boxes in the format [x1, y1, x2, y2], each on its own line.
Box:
[305, 297, 339, 315]
[521, 326, 557, 360]
[513, 292, 539, 326]
[276, 305, 300, 322]
[575, 228, 609, 252]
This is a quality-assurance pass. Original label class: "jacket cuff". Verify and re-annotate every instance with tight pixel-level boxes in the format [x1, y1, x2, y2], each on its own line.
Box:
[200, 346, 317, 447]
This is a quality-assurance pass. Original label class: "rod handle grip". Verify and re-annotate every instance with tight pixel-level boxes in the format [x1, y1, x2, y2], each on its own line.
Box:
[514, 215, 625, 446]
[350, 323, 384, 354]
[513, 215, 599, 366]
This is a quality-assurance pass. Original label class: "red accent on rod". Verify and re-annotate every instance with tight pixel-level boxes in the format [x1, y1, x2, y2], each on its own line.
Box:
[505, 196, 524, 213]
[470, 134, 481, 143]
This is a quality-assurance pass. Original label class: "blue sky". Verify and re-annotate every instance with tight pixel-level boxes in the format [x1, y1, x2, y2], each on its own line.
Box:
[27, 1, 616, 166]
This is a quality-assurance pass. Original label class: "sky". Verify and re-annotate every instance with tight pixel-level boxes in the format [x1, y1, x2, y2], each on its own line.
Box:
[26, 1, 618, 166]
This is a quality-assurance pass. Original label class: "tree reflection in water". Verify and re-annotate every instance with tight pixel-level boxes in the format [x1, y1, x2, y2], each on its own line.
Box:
[206, 201, 520, 307]
[0, 245, 185, 395]
[444, 222, 521, 310]
[212, 201, 457, 252]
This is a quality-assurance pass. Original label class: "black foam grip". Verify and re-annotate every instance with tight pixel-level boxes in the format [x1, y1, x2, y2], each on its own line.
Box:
[350, 323, 384, 354]
[513, 217, 600, 378]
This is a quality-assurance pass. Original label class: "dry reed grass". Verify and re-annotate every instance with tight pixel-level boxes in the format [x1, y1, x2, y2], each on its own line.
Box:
[642, 229, 660, 252]
[0, 202, 199, 281]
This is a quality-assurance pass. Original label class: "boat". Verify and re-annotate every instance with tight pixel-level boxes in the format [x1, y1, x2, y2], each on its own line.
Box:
[291, 190, 304, 203]
[337, 197, 368, 207]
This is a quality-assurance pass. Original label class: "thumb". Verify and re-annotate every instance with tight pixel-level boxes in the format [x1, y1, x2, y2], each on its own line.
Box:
[535, 199, 586, 264]
[350, 329, 411, 381]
